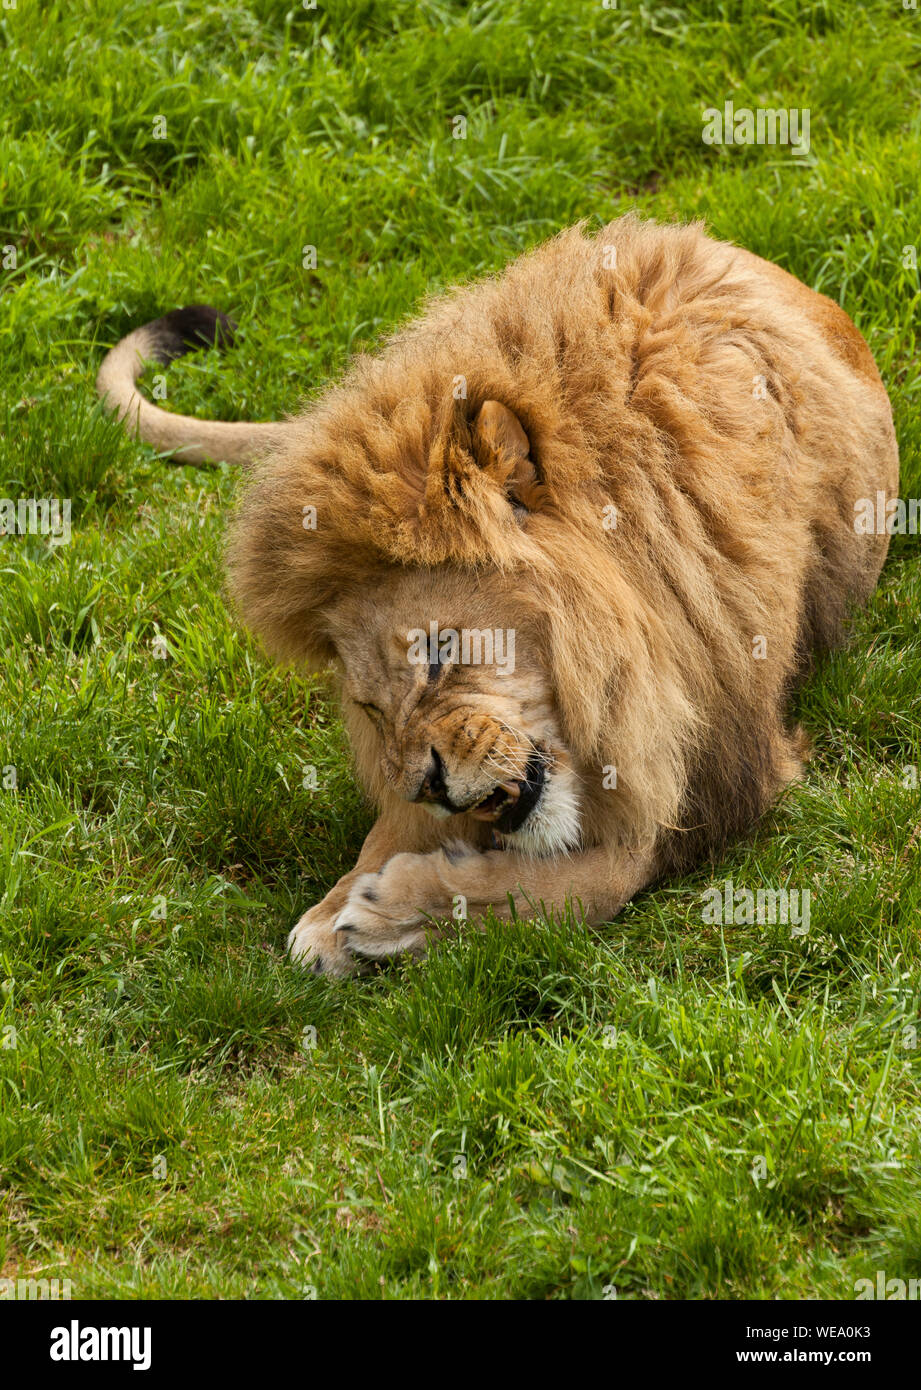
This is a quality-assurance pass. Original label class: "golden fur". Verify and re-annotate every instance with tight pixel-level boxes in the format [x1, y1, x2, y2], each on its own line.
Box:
[100, 215, 900, 974]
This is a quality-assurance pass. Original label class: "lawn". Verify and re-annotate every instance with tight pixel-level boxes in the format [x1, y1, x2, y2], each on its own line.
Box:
[1, 0, 920, 1300]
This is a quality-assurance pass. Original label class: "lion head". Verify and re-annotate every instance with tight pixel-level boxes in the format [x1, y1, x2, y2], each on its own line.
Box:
[326, 559, 583, 858]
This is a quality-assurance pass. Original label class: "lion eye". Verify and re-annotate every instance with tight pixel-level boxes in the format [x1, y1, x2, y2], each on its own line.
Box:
[427, 648, 453, 684]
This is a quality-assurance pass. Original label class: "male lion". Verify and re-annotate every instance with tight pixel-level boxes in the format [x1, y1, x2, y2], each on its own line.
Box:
[97, 215, 898, 976]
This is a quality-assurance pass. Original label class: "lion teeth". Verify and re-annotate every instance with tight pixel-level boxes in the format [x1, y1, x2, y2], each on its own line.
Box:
[470, 786, 517, 817]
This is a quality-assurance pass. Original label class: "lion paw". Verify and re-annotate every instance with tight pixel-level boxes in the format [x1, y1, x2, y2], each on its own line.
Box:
[331, 853, 445, 964]
[288, 903, 359, 978]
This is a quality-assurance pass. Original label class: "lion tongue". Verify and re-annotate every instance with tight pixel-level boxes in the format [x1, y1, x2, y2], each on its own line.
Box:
[468, 781, 520, 822]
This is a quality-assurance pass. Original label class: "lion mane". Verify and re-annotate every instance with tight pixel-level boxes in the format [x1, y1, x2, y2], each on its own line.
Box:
[226, 214, 898, 872]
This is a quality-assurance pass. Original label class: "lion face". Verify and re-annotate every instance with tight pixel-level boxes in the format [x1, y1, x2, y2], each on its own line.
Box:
[326, 567, 582, 857]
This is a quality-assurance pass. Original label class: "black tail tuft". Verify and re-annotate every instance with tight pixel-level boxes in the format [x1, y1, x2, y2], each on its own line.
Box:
[148, 305, 238, 365]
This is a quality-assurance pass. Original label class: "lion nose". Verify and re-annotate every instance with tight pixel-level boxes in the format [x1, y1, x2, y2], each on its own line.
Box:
[414, 747, 448, 805]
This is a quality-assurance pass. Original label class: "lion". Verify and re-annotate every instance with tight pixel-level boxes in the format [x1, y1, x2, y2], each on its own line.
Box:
[97, 214, 899, 976]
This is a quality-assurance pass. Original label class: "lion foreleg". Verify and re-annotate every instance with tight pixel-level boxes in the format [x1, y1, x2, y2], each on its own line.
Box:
[326, 842, 659, 969]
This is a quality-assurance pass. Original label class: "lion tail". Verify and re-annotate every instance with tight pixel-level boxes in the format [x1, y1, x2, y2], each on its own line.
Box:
[96, 306, 293, 466]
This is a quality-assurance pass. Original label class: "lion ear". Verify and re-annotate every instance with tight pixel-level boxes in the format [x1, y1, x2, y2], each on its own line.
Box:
[472, 400, 540, 510]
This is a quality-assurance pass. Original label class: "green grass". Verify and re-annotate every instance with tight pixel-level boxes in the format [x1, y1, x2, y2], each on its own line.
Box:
[2, 0, 921, 1300]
